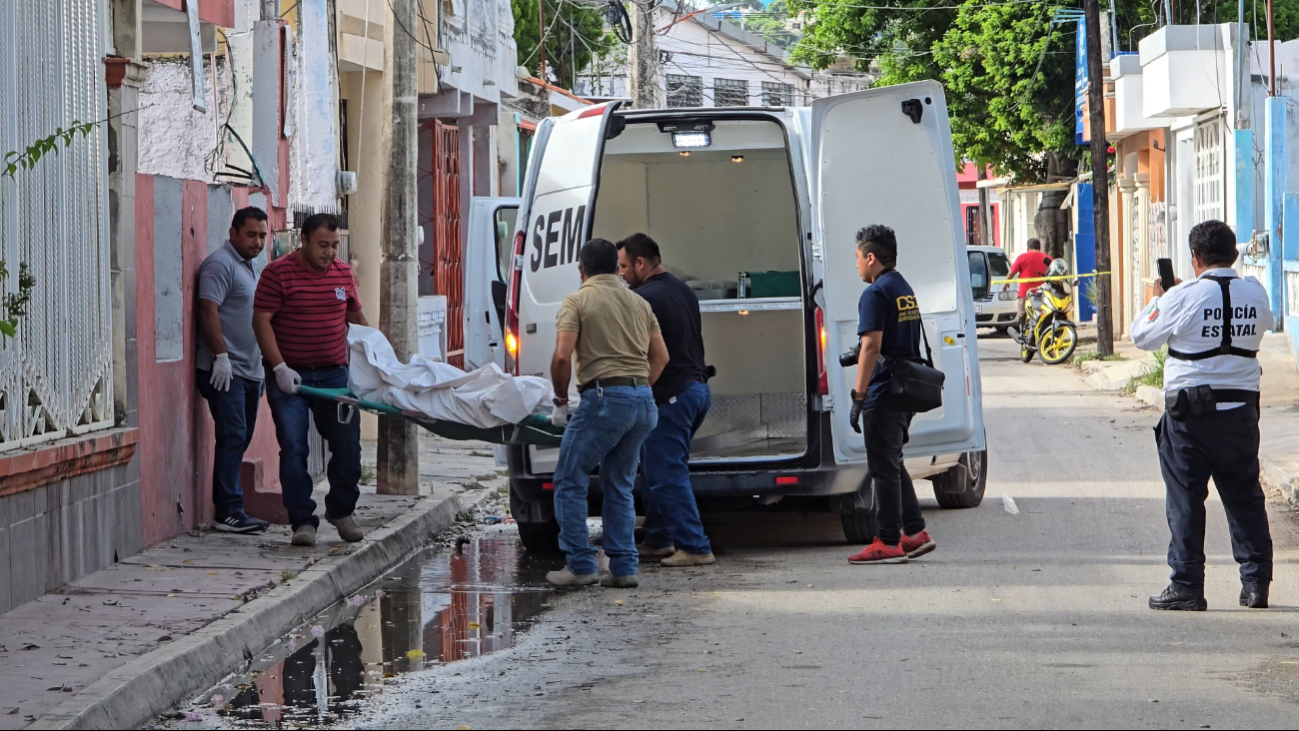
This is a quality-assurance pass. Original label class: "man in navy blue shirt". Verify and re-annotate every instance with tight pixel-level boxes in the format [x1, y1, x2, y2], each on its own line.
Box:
[618, 233, 715, 568]
[846, 224, 936, 565]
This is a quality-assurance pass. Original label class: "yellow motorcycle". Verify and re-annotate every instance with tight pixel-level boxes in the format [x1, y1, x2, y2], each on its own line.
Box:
[1010, 259, 1078, 365]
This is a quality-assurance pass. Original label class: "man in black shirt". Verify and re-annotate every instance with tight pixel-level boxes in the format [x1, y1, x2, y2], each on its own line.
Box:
[618, 233, 715, 567]
[846, 224, 936, 566]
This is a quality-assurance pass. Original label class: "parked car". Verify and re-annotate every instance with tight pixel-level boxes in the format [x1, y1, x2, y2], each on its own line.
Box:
[967, 245, 1018, 334]
[477, 82, 989, 551]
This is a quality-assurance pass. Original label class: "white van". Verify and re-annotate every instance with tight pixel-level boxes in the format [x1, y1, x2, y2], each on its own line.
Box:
[494, 82, 988, 551]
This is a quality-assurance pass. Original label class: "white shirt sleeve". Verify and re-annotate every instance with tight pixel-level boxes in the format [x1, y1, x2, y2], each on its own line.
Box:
[1130, 292, 1180, 351]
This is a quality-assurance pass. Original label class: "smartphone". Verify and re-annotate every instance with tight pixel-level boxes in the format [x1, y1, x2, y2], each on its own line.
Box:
[1157, 258, 1176, 292]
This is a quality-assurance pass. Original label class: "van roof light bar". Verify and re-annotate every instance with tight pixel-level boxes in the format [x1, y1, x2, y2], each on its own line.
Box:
[658, 119, 715, 149]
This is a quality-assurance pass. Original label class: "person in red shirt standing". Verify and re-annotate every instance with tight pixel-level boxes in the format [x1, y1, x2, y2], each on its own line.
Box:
[1008, 238, 1053, 331]
[253, 213, 370, 547]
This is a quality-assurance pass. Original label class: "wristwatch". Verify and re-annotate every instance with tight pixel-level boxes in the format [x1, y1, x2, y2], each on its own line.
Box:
[850, 389, 865, 402]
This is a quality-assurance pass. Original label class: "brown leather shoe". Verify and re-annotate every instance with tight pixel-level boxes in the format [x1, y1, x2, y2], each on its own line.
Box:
[660, 550, 716, 567]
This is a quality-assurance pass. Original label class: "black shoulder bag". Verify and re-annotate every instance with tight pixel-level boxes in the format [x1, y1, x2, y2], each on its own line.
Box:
[880, 326, 945, 413]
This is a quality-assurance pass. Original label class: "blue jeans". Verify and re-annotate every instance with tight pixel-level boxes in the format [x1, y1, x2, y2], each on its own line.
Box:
[553, 385, 657, 577]
[197, 372, 262, 520]
[264, 365, 363, 529]
[641, 382, 712, 555]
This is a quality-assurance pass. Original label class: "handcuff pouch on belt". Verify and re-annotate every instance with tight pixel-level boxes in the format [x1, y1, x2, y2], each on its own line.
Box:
[1165, 386, 1215, 420]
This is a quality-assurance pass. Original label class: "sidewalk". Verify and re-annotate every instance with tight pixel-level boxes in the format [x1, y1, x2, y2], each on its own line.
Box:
[1083, 331, 1299, 503]
[0, 434, 503, 730]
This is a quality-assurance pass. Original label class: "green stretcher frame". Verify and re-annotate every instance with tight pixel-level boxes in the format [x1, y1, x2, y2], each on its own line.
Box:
[297, 385, 564, 448]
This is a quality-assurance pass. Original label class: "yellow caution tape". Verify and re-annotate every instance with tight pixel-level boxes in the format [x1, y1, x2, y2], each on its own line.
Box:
[991, 271, 1112, 286]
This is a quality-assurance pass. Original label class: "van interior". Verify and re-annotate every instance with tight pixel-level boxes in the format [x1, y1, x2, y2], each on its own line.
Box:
[591, 118, 807, 463]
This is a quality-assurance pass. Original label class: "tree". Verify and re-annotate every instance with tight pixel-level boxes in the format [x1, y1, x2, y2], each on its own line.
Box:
[745, 0, 798, 48]
[512, 0, 612, 90]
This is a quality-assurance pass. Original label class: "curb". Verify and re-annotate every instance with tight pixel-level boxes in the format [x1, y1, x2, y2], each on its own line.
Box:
[1134, 384, 1162, 409]
[28, 488, 494, 730]
[1261, 456, 1299, 503]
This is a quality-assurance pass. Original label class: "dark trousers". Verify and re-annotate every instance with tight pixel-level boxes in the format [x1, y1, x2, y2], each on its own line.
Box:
[1156, 405, 1273, 593]
[641, 382, 712, 555]
[865, 408, 924, 545]
[264, 365, 362, 529]
[196, 372, 261, 520]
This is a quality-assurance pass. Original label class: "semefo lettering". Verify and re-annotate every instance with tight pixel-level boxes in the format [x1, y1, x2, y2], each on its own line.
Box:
[529, 205, 588, 272]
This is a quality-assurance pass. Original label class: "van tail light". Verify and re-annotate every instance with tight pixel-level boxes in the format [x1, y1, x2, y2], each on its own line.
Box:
[815, 308, 828, 396]
[505, 230, 525, 374]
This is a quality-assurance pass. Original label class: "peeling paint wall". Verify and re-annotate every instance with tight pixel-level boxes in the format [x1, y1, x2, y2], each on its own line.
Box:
[138, 56, 229, 184]
[289, 0, 341, 210]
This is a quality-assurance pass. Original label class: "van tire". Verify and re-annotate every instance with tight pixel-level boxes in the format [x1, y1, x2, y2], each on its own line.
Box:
[517, 520, 562, 553]
[932, 450, 988, 509]
[840, 509, 878, 544]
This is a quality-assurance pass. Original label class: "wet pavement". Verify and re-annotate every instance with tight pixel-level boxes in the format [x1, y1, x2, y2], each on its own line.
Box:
[156, 521, 573, 728]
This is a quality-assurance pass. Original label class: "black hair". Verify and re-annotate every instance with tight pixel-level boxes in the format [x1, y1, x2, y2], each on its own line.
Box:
[1188, 220, 1239, 267]
[1027, 238, 1042, 251]
[579, 238, 620, 276]
[856, 224, 898, 268]
[301, 212, 341, 239]
[616, 233, 661, 265]
[231, 206, 268, 231]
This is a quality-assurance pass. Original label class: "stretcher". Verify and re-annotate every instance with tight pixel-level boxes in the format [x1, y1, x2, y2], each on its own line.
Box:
[297, 385, 565, 448]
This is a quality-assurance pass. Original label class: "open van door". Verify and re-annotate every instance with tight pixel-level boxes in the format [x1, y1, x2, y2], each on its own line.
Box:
[810, 81, 985, 464]
[509, 102, 622, 380]
[465, 196, 519, 370]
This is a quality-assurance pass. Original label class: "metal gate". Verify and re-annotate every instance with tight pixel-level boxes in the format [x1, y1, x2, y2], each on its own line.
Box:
[0, 0, 114, 450]
[432, 121, 463, 367]
[1194, 116, 1225, 225]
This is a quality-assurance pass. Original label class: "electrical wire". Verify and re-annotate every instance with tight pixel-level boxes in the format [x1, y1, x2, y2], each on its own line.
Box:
[608, 0, 634, 44]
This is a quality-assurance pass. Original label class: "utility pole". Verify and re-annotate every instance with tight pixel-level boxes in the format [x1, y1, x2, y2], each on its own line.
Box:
[377, 0, 420, 495]
[976, 165, 992, 247]
[539, 0, 547, 81]
[1084, 0, 1115, 356]
[628, 0, 659, 109]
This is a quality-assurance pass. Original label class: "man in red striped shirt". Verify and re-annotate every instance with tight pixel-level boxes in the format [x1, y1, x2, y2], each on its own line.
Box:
[253, 213, 370, 547]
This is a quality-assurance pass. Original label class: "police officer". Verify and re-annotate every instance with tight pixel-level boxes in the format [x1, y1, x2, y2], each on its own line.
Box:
[846, 224, 936, 565]
[1131, 219, 1275, 611]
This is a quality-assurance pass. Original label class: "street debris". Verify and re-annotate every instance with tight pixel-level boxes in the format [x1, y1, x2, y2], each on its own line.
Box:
[1002, 494, 1020, 515]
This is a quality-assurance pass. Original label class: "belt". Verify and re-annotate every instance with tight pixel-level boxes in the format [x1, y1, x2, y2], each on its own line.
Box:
[1165, 386, 1259, 419]
[578, 376, 648, 393]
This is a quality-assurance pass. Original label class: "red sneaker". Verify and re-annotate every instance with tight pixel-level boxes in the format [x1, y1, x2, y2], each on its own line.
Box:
[848, 538, 908, 564]
[900, 530, 936, 559]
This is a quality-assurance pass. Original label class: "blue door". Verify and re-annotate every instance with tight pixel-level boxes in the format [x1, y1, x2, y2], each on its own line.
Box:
[1074, 183, 1096, 322]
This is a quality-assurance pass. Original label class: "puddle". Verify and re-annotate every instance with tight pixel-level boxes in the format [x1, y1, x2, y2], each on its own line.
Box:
[164, 527, 561, 728]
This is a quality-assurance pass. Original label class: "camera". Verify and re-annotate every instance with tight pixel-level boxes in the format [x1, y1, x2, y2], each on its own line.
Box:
[838, 342, 861, 368]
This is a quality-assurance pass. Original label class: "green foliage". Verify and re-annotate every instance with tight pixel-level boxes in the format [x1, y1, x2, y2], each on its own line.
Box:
[1125, 348, 1167, 394]
[745, 1, 798, 48]
[0, 262, 35, 339]
[2, 121, 96, 179]
[512, 0, 613, 89]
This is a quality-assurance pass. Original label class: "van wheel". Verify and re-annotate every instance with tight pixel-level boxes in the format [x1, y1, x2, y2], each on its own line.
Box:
[840, 509, 878, 544]
[517, 520, 561, 553]
[932, 450, 988, 509]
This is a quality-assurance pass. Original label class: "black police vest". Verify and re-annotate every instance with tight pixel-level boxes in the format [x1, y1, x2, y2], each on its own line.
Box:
[1166, 275, 1259, 361]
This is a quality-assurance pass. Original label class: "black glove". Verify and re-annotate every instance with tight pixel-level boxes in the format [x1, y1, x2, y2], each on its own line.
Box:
[849, 390, 866, 433]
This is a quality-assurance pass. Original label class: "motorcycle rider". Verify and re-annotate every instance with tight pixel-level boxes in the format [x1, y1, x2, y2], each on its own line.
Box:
[1008, 238, 1052, 336]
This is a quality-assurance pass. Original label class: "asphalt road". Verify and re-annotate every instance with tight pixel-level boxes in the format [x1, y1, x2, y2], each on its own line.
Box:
[353, 335, 1299, 730]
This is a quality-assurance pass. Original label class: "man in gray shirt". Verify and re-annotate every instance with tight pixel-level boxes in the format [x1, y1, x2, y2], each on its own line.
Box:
[197, 206, 271, 533]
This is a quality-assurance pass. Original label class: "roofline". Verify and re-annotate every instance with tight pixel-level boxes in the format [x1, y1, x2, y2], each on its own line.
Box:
[663, 0, 813, 81]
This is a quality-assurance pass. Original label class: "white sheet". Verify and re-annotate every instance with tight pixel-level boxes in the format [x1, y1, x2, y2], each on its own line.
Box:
[347, 326, 554, 428]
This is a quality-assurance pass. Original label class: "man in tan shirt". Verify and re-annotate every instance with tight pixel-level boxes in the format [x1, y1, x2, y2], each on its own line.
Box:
[547, 238, 668, 589]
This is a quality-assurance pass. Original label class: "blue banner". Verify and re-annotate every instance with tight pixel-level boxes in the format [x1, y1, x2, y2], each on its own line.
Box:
[1075, 18, 1087, 146]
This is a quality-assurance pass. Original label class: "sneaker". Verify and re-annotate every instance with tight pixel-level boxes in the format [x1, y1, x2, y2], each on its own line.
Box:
[546, 566, 599, 587]
[327, 514, 365, 543]
[1148, 584, 1207, 611]
[290, 524, 317, 547]
[601, 574, 640, 588]
[900, 530, 936, 559]
[847, 538, 908, 565]
[214, 514, 269, 534]
[1241, 583, 1270, 609]
[660, 550, 716, 567]
[638, 543, 676, 559]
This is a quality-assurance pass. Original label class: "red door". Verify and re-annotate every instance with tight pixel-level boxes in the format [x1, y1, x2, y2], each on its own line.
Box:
[431, 121, 464, 367]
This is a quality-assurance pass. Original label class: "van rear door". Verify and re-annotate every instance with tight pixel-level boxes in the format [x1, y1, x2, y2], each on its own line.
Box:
[810, 81, 986, 464]
[465, 197, 519, 370]
[513, 103, 621, 380]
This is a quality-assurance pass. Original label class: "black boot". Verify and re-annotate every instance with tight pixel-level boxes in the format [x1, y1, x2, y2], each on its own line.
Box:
[1149, 584, 1207, 611]
[1240, 583, 1270, 609]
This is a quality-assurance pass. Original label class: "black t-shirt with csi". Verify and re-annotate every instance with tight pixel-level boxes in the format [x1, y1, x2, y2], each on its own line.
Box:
[632, 272, 709, 404]
[856, 269, 922, 407]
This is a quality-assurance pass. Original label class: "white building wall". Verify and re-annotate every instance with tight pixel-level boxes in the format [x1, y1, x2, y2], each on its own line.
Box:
[289, 0, 341, 210]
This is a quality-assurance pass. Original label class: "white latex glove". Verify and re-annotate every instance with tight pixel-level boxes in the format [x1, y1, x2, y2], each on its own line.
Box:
[273, 362, 302, 394]
[549, 401, 572, 428]
[209, 353, 233, 392]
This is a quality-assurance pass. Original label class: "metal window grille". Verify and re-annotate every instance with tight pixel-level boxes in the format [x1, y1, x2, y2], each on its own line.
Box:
[0, 0, 114, 451]
[666, 74, 703, 108]
[762, 81, 794, 107]
[1194, 116, 1225, 225]
[714, 78, 748, 107]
